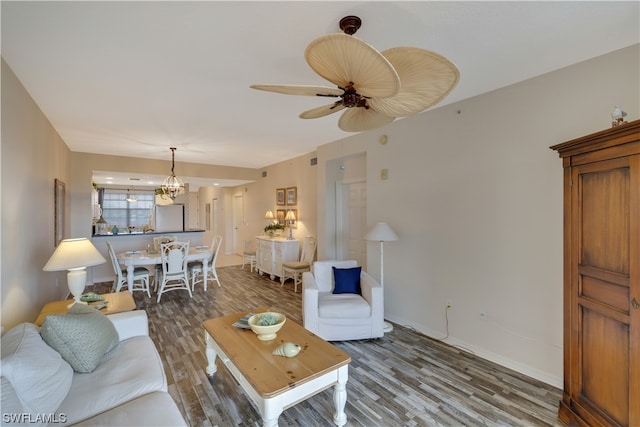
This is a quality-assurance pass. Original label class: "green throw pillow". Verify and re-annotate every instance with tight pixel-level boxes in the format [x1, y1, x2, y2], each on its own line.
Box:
[40, 303, 120, 373]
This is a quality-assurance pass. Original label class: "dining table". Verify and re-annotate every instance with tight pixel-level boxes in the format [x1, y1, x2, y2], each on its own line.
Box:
[116, 246, 212, 292]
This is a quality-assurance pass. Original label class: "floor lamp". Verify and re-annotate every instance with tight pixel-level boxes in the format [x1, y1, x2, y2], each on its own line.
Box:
[365, 222, 399, 333]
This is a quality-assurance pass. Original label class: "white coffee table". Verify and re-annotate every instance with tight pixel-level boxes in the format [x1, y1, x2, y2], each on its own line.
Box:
[203, 308, 351, 427]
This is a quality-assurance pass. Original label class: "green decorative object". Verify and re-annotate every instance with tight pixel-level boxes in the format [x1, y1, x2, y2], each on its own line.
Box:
[257, 312, 280, 326]
[264, 223, 284, 237]
[80, 292, 105, 302]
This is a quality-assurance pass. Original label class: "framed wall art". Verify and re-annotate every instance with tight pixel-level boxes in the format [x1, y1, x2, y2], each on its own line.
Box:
[276, 209, 286, 226]
[54, 178, 65, 246]
[276, 188, 286, 206]
[286, 187, 297, 206]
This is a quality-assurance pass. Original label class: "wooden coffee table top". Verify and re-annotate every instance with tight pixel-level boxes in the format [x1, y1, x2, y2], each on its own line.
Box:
[35, 291, 136, 326]
[203, 307, 351, 398]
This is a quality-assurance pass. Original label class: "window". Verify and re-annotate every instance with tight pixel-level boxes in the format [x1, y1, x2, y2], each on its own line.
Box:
[101, 189, 154, 228]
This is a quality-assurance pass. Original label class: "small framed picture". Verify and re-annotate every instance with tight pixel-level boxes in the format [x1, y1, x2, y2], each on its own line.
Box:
[276, 188, 286, 206]
[286, 187, 297, 206]
[276, 209, 286, 226]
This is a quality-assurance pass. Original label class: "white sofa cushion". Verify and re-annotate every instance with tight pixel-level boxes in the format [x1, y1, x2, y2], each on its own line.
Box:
[318, 293, 371, 319]
[0, 323, 74, 421]
[56, 335, 168, 425]
[1, 376, 24, 426]
[70, 392, 187, 426]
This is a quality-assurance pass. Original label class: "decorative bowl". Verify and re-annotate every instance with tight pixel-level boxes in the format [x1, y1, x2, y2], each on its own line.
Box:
[248, 312, 286, 341]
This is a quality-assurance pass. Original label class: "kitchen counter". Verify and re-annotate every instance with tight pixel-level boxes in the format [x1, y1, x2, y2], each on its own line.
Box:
[93, 229, 205, 237]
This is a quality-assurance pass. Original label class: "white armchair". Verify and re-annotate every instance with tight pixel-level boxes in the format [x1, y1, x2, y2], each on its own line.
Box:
[302, 260, 384, 341]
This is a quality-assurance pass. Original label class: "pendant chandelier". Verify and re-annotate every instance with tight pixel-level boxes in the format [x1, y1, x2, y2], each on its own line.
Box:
[161, 147, 185, 200]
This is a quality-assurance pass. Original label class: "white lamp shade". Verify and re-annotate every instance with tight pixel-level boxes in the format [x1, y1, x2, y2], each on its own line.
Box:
[265, 210, 275, 219]
[365, 222, 399, 242]
[285, 210, 297, 221]
[43, 238, 106, 271]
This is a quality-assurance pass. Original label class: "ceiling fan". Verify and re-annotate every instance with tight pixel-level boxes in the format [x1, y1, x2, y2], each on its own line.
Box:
[250, 16, 460, 132]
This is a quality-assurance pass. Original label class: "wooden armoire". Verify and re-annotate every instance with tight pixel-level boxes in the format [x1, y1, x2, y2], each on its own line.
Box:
[551, 120, 639, 427]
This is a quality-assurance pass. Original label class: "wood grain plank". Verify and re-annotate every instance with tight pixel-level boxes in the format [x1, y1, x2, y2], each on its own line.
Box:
[88, 266, 562, 426]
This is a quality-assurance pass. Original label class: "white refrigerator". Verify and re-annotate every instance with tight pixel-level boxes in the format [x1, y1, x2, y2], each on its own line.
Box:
[154, 204, 185, 232]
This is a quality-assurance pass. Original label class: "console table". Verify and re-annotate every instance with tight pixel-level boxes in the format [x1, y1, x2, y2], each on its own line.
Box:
[255, 237, 299, 280]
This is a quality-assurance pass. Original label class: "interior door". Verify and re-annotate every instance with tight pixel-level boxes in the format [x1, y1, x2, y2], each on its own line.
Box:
[570, 156, 639, 426]
[212, 198, 219, 236]
[233, 195, 244, 255]
[336, 179, 367, 268]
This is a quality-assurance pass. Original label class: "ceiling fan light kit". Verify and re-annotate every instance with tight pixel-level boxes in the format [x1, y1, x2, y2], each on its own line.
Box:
[250, 15, 459, 132]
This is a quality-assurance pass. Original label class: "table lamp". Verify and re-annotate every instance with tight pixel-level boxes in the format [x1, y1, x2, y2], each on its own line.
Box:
[285, 210, 296, 240]
[43, 238, 107, 307]
[365, 222, 399, 333]
[265, 209, 275, 223]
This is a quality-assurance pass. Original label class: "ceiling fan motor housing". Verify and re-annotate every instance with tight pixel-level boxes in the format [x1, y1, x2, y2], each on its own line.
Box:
[339, 16, 361, 35]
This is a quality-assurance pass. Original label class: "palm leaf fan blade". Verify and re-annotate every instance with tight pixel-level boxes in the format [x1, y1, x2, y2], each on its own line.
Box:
[338, 108, 396, 132]
[305, 34, 400, 98]
[300, 102, 346, 119]
[369, 47, 460, 117]
[250, 84, 343, 97]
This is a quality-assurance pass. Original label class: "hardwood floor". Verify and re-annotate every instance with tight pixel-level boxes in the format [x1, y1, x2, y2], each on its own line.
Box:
[90, 265, 562, 426]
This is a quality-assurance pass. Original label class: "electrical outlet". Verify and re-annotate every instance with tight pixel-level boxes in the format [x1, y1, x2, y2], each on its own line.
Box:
[480, 311, 487, 320]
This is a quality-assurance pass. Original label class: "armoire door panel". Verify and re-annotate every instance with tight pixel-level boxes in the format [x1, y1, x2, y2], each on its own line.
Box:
[580, 274, 629, 314]
[579, 166, 630, 275]
[580, 307, 629, 426]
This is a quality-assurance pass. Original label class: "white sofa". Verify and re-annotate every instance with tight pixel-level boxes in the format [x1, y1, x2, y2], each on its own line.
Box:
[302, 260, 384, 341]
[1, 310, 186, 426]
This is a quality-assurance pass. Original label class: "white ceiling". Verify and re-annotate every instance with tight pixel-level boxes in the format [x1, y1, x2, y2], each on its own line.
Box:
[3, 1, 639, 185]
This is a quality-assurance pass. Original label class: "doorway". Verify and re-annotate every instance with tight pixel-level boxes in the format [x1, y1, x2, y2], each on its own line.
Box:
[232, 195, 244, 254]
[336, 179, 367, 269]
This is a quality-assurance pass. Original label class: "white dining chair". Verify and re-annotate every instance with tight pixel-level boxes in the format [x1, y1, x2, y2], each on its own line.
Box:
[153, 235, 177, 250]
[106, 241, 151, 296]
[189, 235, 223, 291]
[152, 235, 177, 290]
[157, 241, 192, 302]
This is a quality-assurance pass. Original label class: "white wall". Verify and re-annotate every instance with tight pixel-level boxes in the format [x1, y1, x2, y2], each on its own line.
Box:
[317, 44, 639, 387]
[225, 152, 319, 257]
[1, 59, 72, 328]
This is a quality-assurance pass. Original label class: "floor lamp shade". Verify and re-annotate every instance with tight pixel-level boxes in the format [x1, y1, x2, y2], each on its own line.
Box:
[365, 222, 398, 333]
[364, 222, 399, 242]
[43, 238, 107, 307]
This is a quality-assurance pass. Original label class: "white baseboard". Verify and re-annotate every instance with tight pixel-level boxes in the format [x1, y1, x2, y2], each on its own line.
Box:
[385, 315, 563, 389]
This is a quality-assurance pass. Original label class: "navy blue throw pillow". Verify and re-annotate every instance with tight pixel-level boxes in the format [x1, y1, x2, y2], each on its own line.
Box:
[332, 266, 362, 294]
